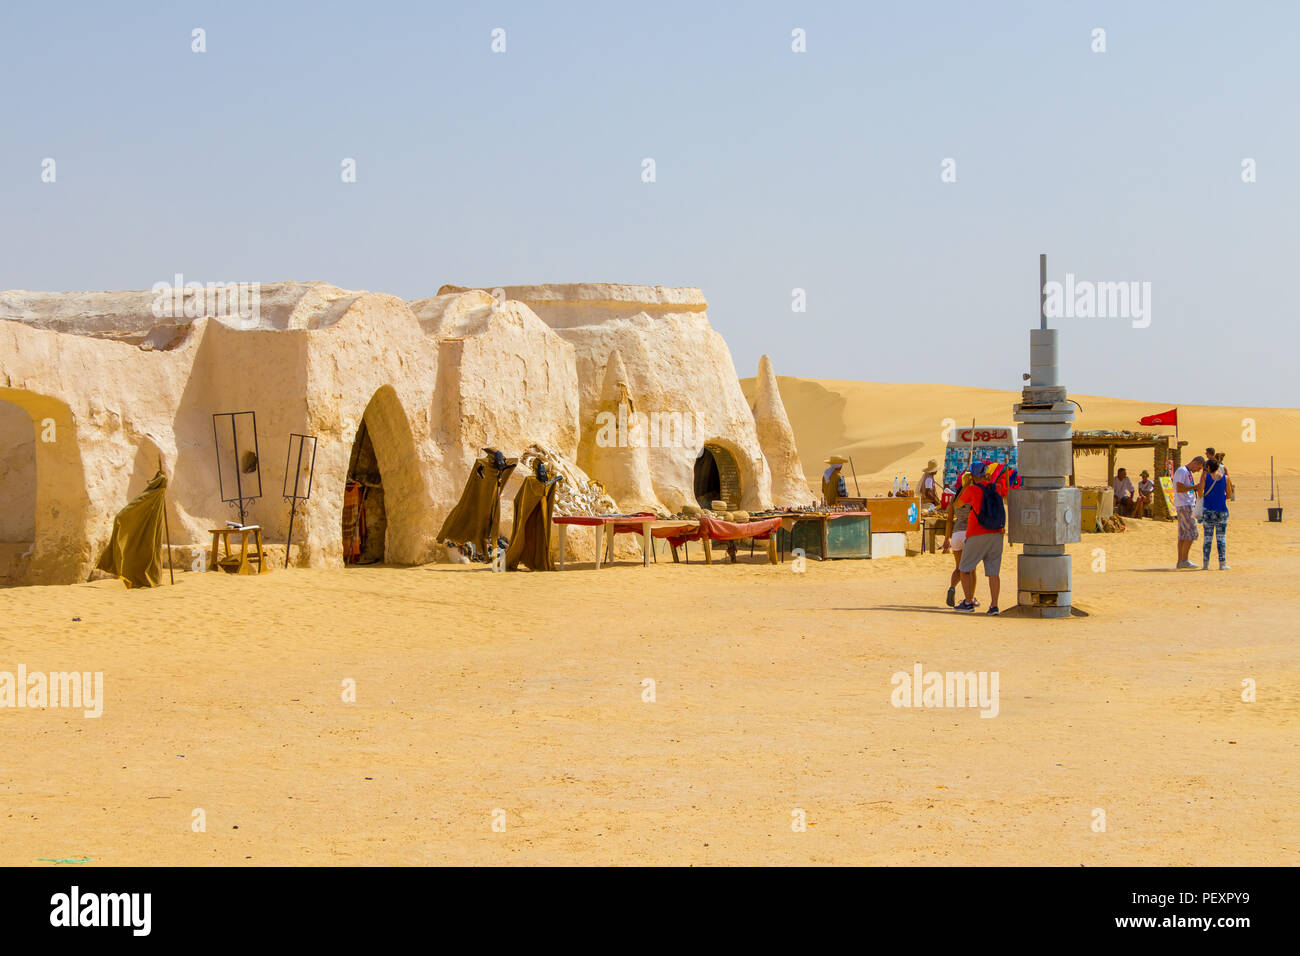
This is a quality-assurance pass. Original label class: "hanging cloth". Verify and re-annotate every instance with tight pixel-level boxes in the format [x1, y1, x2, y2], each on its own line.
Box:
[95, 471, 168, 588]
[505, 475, 560, 571]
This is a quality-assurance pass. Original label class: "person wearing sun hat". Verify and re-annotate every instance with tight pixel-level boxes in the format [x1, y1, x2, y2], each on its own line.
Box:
[822, 457, 849, 505]
[1135, 469, 1155, 519]
[919, 458, 941, 508]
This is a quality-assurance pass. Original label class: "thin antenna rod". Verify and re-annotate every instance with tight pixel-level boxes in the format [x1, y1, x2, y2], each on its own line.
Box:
[1039, 253, 1047, 330]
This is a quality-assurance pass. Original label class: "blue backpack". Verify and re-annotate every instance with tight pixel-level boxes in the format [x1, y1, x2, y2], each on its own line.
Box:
[975, 480, 1005, 531]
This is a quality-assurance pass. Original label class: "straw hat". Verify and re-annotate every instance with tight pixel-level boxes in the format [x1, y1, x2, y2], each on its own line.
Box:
[826, 455, 848, 464]
[923, 459, 939, 474]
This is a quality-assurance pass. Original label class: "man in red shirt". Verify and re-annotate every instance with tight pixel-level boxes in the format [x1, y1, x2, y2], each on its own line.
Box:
[954, 462, 1006, 615]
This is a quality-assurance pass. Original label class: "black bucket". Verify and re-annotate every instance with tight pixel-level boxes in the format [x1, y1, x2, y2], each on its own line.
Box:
[1267, 507, 1283, 522]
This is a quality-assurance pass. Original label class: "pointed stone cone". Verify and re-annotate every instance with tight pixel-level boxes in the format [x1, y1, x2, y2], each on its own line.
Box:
[590, 348, 661, 512]
[753, 354, 815, 506]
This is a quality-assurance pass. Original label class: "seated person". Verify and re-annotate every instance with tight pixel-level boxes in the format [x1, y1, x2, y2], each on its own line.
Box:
[1113, 467, 1136, 516]
[1134, 470, 1155, 518]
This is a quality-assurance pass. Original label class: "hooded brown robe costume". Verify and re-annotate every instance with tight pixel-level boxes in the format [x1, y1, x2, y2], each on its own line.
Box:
[505, 474, 561, 571]
[95, 470, 169, 588]
[437, 452, 518, 556]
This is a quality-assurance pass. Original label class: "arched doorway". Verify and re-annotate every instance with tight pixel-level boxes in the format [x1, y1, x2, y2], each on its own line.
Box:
[694, 441, 742, 509]
[0, 387, 89, 585]
[0, 400, 36, 585]
[343, 418, 387, 564]
[340, 386, 427, 566]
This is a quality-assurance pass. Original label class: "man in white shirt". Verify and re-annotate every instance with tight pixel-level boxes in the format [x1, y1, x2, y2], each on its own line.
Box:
[919, 459, 941, 508]
[1173, 456, 1204, 568]
[1113, 468, 1136, 516]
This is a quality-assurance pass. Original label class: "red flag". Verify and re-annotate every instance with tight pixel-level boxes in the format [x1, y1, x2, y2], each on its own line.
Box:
[1138, 408, 1177, 427]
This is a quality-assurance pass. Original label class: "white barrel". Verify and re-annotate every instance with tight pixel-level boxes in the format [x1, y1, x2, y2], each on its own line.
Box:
[1017, 439, 1073, 478]
[1018, 421, 1072, 441]
[1017, 553, 1072, 592]
[1029, 329, 1059, 387]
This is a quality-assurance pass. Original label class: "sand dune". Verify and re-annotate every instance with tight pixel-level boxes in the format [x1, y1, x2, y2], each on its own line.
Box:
[741, 377, 1299, 494]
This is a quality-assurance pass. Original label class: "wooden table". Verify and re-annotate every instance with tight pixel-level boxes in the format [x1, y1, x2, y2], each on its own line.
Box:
[921, 515, 948, 554]
[651, 520, 700, 564]
[554, 515, 666, 570]
[859, 496, 919, 534]
[552, 516, 781, 568]
[695, 530, 778, 565]
[208, 526, 269, 575]
[668, 515, 781, 565]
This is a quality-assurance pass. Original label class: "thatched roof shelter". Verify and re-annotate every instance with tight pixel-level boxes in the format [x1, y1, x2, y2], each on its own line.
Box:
[1070, 430, 1188, 519]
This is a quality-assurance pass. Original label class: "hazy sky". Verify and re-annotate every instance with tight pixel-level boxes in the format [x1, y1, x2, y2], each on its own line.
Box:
[2, 1, 1296, 407]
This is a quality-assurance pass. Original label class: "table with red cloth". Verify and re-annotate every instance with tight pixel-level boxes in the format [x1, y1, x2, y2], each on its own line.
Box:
[551, 513, 783, 568]
[661, 513, 783, 565]
[552, 513, 667, 569]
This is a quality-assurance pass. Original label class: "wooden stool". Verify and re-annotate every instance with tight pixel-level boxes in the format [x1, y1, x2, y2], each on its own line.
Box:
[208, 526, 270, 575]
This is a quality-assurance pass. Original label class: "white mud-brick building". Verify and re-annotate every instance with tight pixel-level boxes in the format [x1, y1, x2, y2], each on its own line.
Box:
[0, 282, 813, 585]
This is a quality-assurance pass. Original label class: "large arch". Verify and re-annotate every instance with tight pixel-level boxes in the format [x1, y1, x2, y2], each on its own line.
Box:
[341, 386, 426, 566]
[0, 387, 91, 585]
[694, 438, 746, 509]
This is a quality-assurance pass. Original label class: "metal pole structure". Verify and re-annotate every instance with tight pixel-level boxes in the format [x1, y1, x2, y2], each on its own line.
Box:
[230, 415, 246, 526]
[1039, 253, 1047, 330]
[285, 437, 304, 568]
[282, 433, 317, 569]
[249, 411, 262, 516]
[158, 455, 175, 584]
[848, 456, 861, 496]
[1010, 251, 1081, 617]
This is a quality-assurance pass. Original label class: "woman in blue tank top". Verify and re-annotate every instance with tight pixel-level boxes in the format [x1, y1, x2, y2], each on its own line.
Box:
[1197, 459, 1232, 569]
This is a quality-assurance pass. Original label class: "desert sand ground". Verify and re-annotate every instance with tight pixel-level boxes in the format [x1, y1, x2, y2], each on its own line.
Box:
[2, 381, 1296, 866]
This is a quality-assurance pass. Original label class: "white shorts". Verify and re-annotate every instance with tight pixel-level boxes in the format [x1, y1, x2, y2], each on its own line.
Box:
[951, 531, 967, 550]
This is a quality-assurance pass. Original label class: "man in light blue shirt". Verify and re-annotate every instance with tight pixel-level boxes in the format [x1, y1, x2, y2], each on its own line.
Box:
[1172, 456, 1204, 568]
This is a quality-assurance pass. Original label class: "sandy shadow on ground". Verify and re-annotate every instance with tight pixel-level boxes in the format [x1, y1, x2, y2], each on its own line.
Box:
[995, 604, 1090, 618]
[832, 605, 963, 615]
[829, 604, 1091, 618]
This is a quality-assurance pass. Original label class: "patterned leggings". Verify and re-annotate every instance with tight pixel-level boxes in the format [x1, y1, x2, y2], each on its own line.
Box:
[1202, 509, 1228, 565]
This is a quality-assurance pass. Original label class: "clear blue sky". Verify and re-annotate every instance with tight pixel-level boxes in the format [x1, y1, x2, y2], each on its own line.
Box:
[2, 1, 1295, 407]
